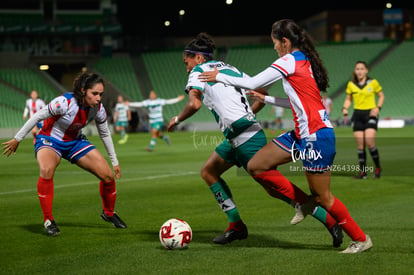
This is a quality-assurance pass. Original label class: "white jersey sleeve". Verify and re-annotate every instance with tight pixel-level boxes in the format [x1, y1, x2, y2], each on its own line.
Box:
[48, 95, 69, 116]
[128, 101, 146, 108]
[14, 108, 52, 142]
[96, 121, 118, 167]
[23, 99, 31, 118]
[216, 64, 283, 90]
[186, 69, 206, 93]
[164, 98, 180, 105]
[270, 54, 296, 77]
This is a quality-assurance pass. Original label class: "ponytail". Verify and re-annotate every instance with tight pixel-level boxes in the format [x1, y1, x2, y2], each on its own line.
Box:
[271, 19, 329, 91]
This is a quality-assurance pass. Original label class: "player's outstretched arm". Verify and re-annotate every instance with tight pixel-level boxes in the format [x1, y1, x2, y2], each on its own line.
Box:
[167, 89, 202, 132]
[248, 88, 268, 114]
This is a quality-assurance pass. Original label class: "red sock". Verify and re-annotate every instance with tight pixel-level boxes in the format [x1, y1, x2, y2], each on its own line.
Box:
[328, 197, 366, 241]
[100, 180, 117, 217]
[253, 170, 308, 204]
[325, 213, 337, 229]
[227, 220, 246, 232]
[37, 177, 54, 222]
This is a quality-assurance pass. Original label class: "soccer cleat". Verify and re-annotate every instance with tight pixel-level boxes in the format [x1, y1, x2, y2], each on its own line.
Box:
[118, 135, 128, 144]
[290, 198, 316, 225]
[353, 172, 367, 180]
[146, 146, 153, 152]
[44, 219, 60, 236]
[329, 223, 343, 248]
[213, 225, 248, 244]
[164, 135, 171, 146]
[100, 211, 127, 229]
[374, 168, 381, 179]
[341, 234, 373, 253]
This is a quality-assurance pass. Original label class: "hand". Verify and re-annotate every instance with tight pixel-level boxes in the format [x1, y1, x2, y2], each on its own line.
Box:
[2, 139, 19, 157]
[246, 90, 265, 103]
[198, 67, 219, 82]
[177, 95, 185, 101]
[342, 108, 348, 116]
[113, 165, 121, 179]
[369, 107, 380, 117]
[167, 117, 178, 132]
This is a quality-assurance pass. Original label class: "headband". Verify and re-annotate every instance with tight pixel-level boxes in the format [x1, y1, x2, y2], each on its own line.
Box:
[184, 49, 213, 57]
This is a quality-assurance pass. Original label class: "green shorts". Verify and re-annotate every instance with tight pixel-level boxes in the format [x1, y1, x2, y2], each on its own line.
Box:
[116, 121, 128, 127]
[150, 121, 163, 130]
[215, 130, 267, 170]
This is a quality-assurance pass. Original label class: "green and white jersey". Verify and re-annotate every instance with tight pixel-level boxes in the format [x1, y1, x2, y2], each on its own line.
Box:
[114, 103, 129, 122]
[141, 99, 166, 124]
[129, 98, 180, 124]
[186, 60, 262, 148]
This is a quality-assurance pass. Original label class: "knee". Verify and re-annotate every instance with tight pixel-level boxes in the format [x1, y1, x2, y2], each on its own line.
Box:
[313, 193, 334, 209]
[39, 166, 56, 179]
[99, 167, 115, 183]
[247, 162, 266, 177]
[200, 163, 214, 182]
[200, 167, 208, 181]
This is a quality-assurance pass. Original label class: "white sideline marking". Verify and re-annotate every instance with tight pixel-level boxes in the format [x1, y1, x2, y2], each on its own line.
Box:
[0, 171, 197, 196]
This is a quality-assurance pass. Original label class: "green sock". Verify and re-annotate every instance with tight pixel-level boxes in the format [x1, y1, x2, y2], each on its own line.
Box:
[149, 138, 156, 149]
[120, 130, 126, 139]
[209, 178, 241, 223]
[285, 198, 330, 226]
[312, 206, 327, 224]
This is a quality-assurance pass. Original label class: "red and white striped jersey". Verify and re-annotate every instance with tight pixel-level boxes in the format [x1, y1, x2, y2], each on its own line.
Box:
[271, 50, 332, 138]
[24, 98, 46, 118]
[39, 92, 107, 141]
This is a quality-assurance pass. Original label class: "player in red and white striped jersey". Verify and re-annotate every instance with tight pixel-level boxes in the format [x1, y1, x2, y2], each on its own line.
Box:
[2, 72, 127, 236]
[23, 90, 46, 141]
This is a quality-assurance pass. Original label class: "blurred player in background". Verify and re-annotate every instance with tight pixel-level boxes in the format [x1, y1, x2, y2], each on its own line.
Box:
[113, 95, 131, 144]
[321, 91, 333, 118]
[168, 32, 343, 247]
[271, 96, 285, 133]
[342, 61, 384, 179]
[200, 19, 372, 253]
[23, 90, 46, 143]
[128, 90, 184, 152]
[2, 72, 127, 236]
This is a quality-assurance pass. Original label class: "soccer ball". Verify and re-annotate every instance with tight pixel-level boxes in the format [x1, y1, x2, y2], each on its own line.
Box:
[159, 218, 192, 250]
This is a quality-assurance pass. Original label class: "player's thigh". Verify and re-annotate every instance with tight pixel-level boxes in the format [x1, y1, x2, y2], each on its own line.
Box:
[76, 149, 113, 182]
[247, 142, 291, 176]
[36, 147, 61, 178]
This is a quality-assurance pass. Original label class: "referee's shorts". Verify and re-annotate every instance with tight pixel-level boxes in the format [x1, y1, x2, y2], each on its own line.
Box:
[352, 109, 378, 131]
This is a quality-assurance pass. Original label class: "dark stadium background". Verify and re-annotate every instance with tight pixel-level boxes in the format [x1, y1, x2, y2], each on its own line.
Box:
[116, 0, 414, 37]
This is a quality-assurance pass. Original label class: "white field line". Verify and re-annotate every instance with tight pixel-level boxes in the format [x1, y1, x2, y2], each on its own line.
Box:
[0, 171, 197, 196]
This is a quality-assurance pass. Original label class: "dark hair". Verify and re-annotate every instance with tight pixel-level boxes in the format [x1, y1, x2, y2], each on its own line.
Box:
[351, 61, 369, 83]
[271, 19, 329, 91]
[183, 32, 216, 61]
[72, 72, 105, 104]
